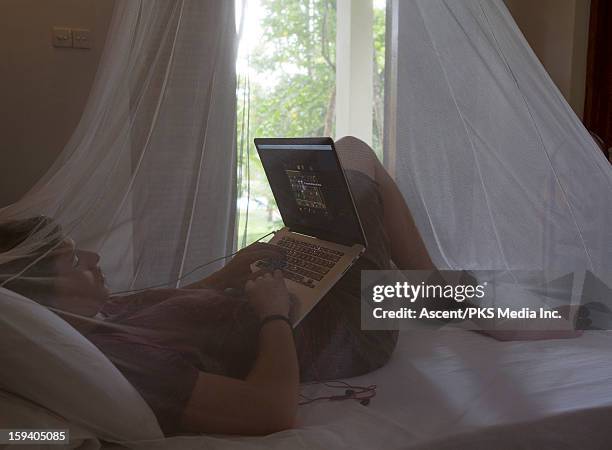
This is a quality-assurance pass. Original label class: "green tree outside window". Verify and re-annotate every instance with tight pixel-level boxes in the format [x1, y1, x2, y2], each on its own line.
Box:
[236, 0, 385, 247]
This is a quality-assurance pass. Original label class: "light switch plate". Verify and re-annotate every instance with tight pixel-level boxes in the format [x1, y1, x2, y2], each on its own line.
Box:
[52, 27, 72, 48]
[72, 28, 91, 49]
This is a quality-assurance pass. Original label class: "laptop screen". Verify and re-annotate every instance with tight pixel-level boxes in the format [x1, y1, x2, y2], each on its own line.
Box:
[255, 138, 366, 247]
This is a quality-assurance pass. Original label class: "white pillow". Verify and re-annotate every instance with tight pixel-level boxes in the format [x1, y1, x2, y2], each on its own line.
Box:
[0, 287, 163, 442]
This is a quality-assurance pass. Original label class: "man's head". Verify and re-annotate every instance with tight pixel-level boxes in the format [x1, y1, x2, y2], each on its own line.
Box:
[0, 216, 109, 316]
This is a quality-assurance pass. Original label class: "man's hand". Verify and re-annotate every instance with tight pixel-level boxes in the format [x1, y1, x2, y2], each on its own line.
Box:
[218, 243, 286, 290]
[185, 242, 286, 291]
[245, 270, 290, 319]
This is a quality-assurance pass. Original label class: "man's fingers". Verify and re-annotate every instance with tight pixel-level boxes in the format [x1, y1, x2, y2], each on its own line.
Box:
[247, 268, 273, 281]
[234, 251, 286, 267]
[240, 243, 286, 258]
[252, 250, 287, 261]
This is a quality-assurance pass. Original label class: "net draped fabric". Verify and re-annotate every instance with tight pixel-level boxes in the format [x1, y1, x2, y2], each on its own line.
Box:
[0, 0, 238, 291]
[384, 0, 612, 283]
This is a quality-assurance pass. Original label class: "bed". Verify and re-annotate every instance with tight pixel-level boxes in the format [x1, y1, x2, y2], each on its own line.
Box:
[105, 329, 612, 450]
[3, 285, 612, 450]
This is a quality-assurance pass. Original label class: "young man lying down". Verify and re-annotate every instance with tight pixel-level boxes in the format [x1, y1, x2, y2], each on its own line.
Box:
[0, 137, 580, 436]
[0, 137, 437, 436]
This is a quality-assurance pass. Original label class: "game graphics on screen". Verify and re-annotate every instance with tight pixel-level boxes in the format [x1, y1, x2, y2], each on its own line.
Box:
[285, 164, 330, 218]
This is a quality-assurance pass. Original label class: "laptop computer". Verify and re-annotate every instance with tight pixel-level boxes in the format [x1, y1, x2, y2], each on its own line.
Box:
[253, 137, 368, 326]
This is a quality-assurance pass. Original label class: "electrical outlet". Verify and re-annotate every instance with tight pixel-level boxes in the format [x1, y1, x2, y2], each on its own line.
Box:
[72, 29, 91, 49]
[52, 27, 72, 48]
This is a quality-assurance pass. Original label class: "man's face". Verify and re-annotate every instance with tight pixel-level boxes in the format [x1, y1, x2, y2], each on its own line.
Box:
[50, 239, 109, 316]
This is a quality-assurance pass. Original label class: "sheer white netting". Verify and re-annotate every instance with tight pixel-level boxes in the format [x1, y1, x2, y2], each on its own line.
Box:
[0, 0, 238, 291]
[384, 0, 612, 283]
[0, 0, 611, 443]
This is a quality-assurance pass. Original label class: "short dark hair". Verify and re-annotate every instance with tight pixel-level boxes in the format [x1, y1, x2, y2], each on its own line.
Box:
[0, 216, 64, 304]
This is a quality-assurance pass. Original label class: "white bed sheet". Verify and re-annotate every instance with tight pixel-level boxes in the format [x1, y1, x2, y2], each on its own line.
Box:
[109, 329, 612, 450]
[345, 329, 612, 436]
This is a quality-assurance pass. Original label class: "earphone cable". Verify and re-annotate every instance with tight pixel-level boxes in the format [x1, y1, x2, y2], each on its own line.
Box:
[109, 230, 275, 296]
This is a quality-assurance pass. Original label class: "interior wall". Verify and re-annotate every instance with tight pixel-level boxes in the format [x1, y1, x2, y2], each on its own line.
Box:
[0, 0, 115, 208]
[504, 0, 591, 118]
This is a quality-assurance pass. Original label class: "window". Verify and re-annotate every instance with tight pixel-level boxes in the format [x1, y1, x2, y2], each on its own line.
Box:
[236, 0, 385, 247]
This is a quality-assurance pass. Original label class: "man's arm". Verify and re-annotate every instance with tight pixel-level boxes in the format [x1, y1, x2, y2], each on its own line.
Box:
[180, 270, 298, 435]
[183, 269, 228, 290]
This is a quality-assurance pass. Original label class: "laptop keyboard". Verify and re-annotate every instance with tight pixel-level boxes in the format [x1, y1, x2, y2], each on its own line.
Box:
[254, 236, 345, 288]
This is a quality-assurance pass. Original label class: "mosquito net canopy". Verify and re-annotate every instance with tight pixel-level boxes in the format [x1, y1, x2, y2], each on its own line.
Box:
[0, 0, 610, 442]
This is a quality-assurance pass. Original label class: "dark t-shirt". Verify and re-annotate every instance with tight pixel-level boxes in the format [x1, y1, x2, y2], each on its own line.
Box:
[87, 288, 259, 435]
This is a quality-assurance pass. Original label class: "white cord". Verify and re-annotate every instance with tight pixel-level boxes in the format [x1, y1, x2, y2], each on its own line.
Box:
[109, 230, 275, 296]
